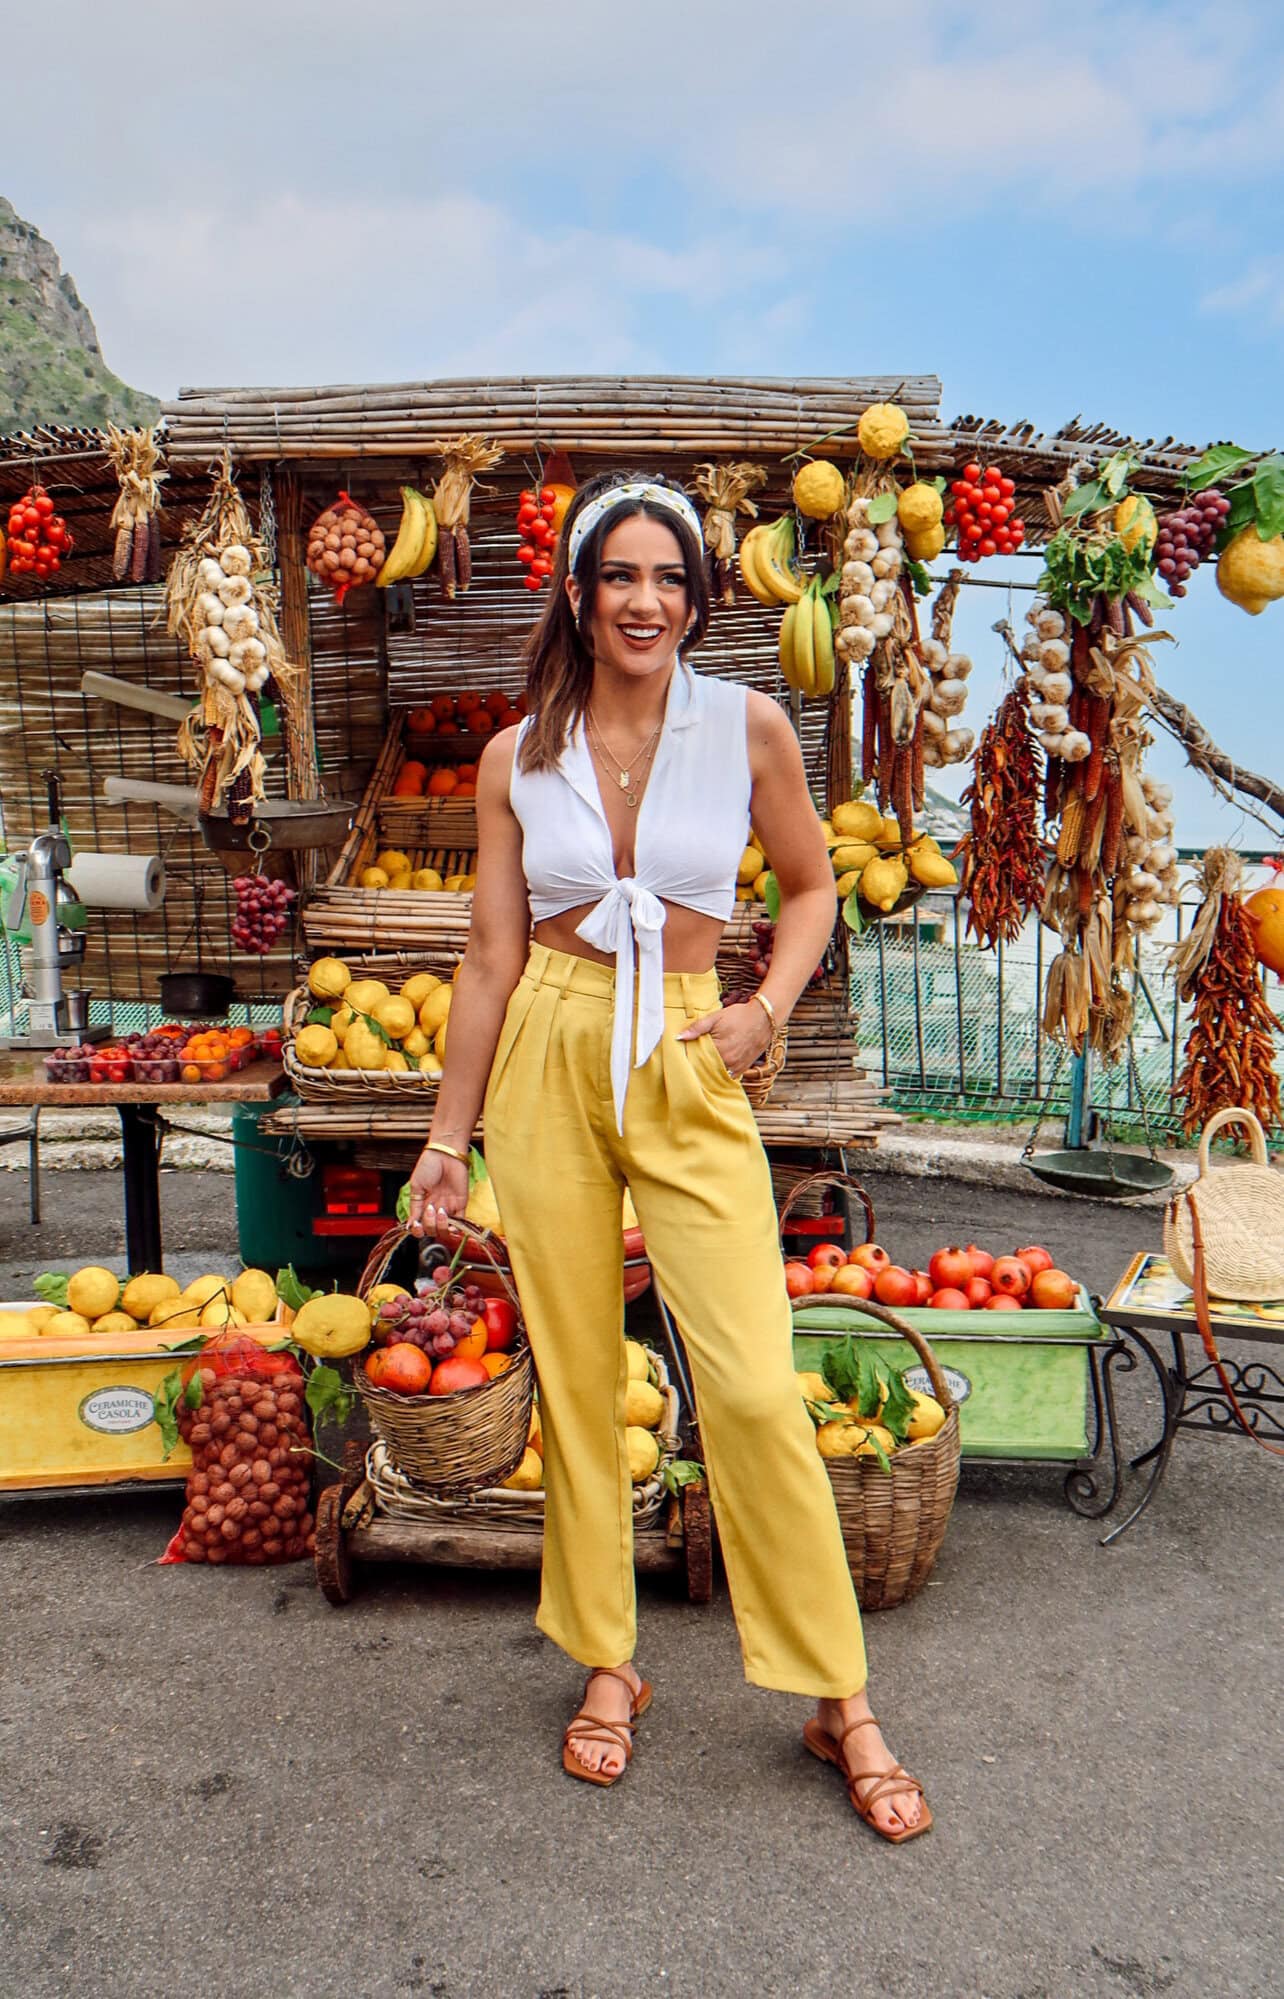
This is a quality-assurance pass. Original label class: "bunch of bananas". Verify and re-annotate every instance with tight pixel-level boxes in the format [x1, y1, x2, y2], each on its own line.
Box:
[779, 577, 836, 698]
[376, 487, 439, 587]
[738, 515, 804, 607]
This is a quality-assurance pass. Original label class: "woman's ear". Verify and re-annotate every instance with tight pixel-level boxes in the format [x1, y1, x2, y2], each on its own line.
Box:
[565, 572, 582, 622]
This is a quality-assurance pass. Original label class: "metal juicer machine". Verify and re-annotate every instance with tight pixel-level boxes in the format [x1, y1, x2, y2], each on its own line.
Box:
[2, 773, 108, 1048]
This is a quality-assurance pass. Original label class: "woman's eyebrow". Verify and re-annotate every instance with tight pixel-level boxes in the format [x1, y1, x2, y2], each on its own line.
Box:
[599, 560, 685, 573]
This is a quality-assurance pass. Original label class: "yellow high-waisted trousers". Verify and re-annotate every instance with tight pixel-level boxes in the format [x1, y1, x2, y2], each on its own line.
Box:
[482, 943, 867, 1698]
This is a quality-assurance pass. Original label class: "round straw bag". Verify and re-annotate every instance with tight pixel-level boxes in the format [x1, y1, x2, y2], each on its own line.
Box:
[1163, 1107, 1284, 1300]
[353, 1222, 534, 1494]
[801, 1296, 961, 1613]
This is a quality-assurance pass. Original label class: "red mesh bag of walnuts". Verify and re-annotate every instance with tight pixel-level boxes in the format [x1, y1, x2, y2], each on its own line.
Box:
[160, 1336, 315, 1566]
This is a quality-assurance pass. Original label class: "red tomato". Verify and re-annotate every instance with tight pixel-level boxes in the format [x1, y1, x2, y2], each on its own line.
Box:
[807, 1243, 847, 1270]
[929, 1288, 971, 1311]
[999, 476, 1015, 496]
[1015, 1244, 1054, 1275]
[963, 463, 981, 482]
[847, 1242, 890, 1273]
[985, 1294, 1023, 1312]
[991, 1256, 1032, 1297]
[481, 1298, 518, 1351]
[979, 538, 997, 558]
[873, 1265, 917, 1307]
[964, 1276, 993, 1308]
[966, 1245, 994, 1278]
[784, 1261, 814, 1299]
[928, 1246, 975, 1290]
[830, 1264, 874, 1299]
[34, 493, 54, 517]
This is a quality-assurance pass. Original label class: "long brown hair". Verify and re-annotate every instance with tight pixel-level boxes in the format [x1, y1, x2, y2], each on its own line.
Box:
[518, 472, 711, 772]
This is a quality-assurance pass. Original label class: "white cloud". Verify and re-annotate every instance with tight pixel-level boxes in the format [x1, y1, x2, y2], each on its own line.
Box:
[1201, 258, 1284, 325]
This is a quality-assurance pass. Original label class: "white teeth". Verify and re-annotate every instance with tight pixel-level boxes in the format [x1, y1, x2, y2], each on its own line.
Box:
[622, 627, 662, 639]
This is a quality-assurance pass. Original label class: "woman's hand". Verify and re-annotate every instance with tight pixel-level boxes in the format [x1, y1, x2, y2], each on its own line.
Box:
[678, 1001, 773, 1078]
[406, 1147, 469, 1237]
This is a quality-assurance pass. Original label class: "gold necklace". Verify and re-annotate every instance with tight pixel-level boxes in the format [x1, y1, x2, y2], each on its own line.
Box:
[586, 710, 664, 809]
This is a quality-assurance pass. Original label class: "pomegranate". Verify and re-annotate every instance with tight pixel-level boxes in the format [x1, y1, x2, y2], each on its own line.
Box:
[928, 1246, 975, 1291]
[966, 1245, 995, 1279]
[873, 1265, 918, 1307]
[1029, 1267, 1077, 1310]
[809, 1262, 837, 1294]
[991, 1256, 1032, 1298]
[830, 1264, 874, 1299]
[428, 1355, 489, 1395]
[848, 1242, 891, 1274]
[784, 1261, 815, 1299]
[808, 1243, 847, 1270]
[928, 1287, 971, 1311]
[964, 1275, 993, 1308]
[1015, 1244, 1054, 1276]
[911, 1270, 934, 1306]
[985, 1294, 1023, 1311]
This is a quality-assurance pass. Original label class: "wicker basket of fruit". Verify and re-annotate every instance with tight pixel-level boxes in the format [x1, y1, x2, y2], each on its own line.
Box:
[353, 1222, 534, 1493]
[793, 1295, 960, 1612]
[282, 985, 443, 1100]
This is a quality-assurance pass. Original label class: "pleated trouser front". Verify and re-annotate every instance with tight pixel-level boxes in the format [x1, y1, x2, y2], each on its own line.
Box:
[482, 943, 867, 1697]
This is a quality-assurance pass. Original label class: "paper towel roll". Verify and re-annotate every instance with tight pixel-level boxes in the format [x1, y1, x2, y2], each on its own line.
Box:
[67, 851, 166, 913]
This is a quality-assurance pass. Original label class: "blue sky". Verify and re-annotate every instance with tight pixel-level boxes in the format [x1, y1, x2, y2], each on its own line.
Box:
[7, 0, 1282, 846]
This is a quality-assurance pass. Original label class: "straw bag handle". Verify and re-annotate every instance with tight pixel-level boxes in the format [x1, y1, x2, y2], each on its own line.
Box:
[797, 1295, 954, 1412]
[778, 1170, 876, 1248]
[1185, 1194, 1284, 1460]
[358, 1220, 523, 1317]
[1198, 1107, 1269, 1175]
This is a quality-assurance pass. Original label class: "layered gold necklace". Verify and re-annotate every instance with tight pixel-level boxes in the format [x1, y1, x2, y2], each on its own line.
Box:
[585, 709, 664, 809]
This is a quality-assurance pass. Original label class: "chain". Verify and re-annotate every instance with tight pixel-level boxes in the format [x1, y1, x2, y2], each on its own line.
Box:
[258, 466, 278, 572]
[1021, 1037, 1067, 1162]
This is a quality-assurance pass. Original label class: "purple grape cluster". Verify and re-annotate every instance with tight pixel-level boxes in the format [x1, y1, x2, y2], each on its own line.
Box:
[374, 1267, 488, 1357]
[746, 917, 824, 989]
[1154, 490, 1231, 597]
[231, 874, 295, 954]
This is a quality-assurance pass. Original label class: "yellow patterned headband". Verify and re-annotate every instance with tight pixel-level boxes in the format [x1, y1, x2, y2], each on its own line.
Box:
[567, 482, 703, 574]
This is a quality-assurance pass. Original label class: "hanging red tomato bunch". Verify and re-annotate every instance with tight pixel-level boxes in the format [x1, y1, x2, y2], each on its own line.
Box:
[514, 482, 575, 592]
[5, 485, 74, 580]
[945, 463, 1024, 563]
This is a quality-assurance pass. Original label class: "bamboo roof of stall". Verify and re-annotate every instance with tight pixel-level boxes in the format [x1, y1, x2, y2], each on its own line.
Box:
[160, 376, 1277, 547]
[0, 423, 214, 600]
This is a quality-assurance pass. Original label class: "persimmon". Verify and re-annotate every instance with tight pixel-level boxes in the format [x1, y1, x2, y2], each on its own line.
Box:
[427, 768, 458, 796]
[455, 762, 479, 783]
[452, 1318, 488, 1361]
[453, 782, 476, 798]
[366, 1343, 433, 1394]
[480, 1352, 513, 1379]
[429, 1355, 489, 1395]
[407, 707, 435, 732]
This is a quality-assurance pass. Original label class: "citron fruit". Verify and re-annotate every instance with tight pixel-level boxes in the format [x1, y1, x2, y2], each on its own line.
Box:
[400, 974, 440, 1010]
[830, 799, 884, 842]
[857, 402, 910, 461]
[1114, 493, 1157, 557]
[904, 523, 946, 563]
[329, 1003, 355, 1041]
[795, 1370, 833, 1404]
[905, 1390, 947, 1440]
[291, 1292, 373, 1359]
[375, 849, 411, 877]
[434, 1019, 449, 1060]
[183, 1274, 232, 1310]
[295, 1023, 339, 1068]
[625, 1379, 665, 1430]
[67, 1266, 121, 1320]
[149, 1302, 202, 1330]
[816, 1419, 865, 1458]
[907, 839, 958, 888]
[401, 1027, 430, 1058]
[860, 855, 908, 912]
[384, 1049, 411, 1073]
[502, 1446, 544, 1491]
[44, 1311, 94, 1340]
[345, 979, 390, 1014]
[419, 987, 451, 1035]
[331, 1049, 352, 1070]
[411, 869, 444, 892]
[627, 1426, 661, 1483]
[792, 459, 846, 519]
[835, 869, 862, 900]
[359, 866, 390, 889]
[897, 482, 944, 534]
[417, 1052, 443, 1077]
[91, 1312, 139, 1336]
[345, 1020, 388, 1071]
[308, 957, 350, 1000]
[121, 1272, 180, 1321]
[375, 995, 417, 1040]
[199, 1297, 247, 1329]
[854, 1422, 897, 1458]
[231, 1268, 277, 1323]
[737, 843, 764, 886]
[1216, 527, 1284, 615]
[831, 841, 877, 875]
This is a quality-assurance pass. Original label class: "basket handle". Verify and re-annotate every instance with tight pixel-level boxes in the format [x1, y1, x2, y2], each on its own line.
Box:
[358, 1219, 523, 1316]
[794, 1295, 953, 1411]
[1198, 1107, 1269, 1175]
[778, 1170, 875, 1248]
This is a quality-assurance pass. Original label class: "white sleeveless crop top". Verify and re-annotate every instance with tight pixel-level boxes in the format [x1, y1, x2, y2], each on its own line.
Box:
[509, 661, 751, 1131]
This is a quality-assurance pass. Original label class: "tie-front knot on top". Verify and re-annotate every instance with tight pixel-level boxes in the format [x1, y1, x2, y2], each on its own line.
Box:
[509, 662, 752, 1133]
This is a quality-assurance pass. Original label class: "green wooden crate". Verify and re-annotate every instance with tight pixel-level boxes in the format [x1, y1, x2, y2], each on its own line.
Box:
[791, 1294, 1106, 1461]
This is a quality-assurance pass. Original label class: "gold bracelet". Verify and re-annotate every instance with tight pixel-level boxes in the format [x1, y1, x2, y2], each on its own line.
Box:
[751, 991, 778, 1031]
[423, 1139, 469, 1164]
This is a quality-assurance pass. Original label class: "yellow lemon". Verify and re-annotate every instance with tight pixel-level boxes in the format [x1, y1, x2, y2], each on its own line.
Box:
[795, 1370, 833, 1403]
[387, 872, 413, 892]
[367, 1282, 410, 1309]
[330, 1003, 355, 1041]
[854, 1423, 898, 1458]
[25, 1304, 61, 1334]
[830, 800, 885, 842]
[231, 1269, 277, 1323]
[401, 1027, 429, 1058]
[121, 1272, 180, 1321]
[418, 987, 452, 1035]
[384, 1049, 411, 1073]
[345, 1020, 388, 1071]
[375, 849, 411, 877]
[753, 870, 772, 901]
[831, 841, 878, 874]
[897, 481, 944, 534]
[625, 1379, 665, 1430]
[67, 1266, 121, 1319]
[400, 974, 440, 1009]
[295, 1023, 338, 1068]
[42, 1311, 94, 1340]
[149, 1302, 202, 1330]
[344, 979, 390, 1015]
[91, 1312, 139, 1335]
[816, 1419, 865, 1459]
[737, 843, 765, 886]
[434, 1019, 449, 1060]
[331, 1048, 352, 1069]
[411, 869, 444, 892]
[905, 1390, 947, 1440]
[199, 1297, 247, 1329]
[627, 1427, 661, 1483]
[792, 458, 846, 519]
[835, 869, 862, 900]
[0, 1311, 35, 1339]
[375, 995, 417, 1040]
[904, 523, 946, 563]
[308, 956, 351, 1000]
[359, 866, 389, 889]
[502, 1447, 544, 1492]
[417, 1052, 443, 1077]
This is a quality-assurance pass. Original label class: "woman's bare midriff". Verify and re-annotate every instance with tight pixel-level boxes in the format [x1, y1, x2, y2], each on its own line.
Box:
[532, 901, 725, 973]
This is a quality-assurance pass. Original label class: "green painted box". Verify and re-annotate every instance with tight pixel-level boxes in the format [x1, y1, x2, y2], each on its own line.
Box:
[791, 1294, 1106, 1461]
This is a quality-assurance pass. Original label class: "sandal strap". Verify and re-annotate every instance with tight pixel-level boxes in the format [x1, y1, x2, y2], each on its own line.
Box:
[834, 1716, 881, 1755]
[846, 1766, 924, 1811]
[563, 1713, 635, 1757]
[585, 1667, 642, 1708]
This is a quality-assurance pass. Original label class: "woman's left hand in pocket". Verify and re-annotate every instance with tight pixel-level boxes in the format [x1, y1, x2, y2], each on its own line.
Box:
[677, 1002, 773, 1077]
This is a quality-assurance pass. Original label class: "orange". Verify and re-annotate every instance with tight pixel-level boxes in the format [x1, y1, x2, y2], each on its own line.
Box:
[430, 695, 456, 721]
[181, 1063, 201, 1084]
[455, 762, 479, 783]
[480, 1352, 513, 1379]
[453, 782, 476, 799]
[229, 1026, 254, 1047]
[427, 768, 458, 796]
[453, 1318, 488, 1362]
[392, 774, 424, 798]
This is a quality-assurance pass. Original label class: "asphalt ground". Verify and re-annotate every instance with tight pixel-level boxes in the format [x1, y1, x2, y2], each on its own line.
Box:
[1, 1165, 1281, 1999]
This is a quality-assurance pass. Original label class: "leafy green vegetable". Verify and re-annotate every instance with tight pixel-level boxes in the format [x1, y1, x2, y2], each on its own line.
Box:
[659, 1458, 706, 1495]
[1038, 527, 1163, 624]
[867, 491, 899, 525]
[305, 1362, 356, 1431]
[1183, 443, 1259, 492]
[276, 1264, 322, 1314]
[34, 1271, 69, 1309]
[152, 1366, 185, 1458]
[1252, 456, 1284, 542]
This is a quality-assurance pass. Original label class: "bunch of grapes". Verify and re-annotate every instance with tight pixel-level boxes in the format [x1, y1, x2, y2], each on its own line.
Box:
[744, 918, 824, 989]
[231, 874, 295, 954]
[944, 463, 1024, 563]
[1154, 490, 1231, 597]
[375, 1267, 489, 1358]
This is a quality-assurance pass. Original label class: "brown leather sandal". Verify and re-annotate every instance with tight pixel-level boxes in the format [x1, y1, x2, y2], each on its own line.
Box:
[802, 1714, 932, 1844]
[562, 1667, 653, 1789]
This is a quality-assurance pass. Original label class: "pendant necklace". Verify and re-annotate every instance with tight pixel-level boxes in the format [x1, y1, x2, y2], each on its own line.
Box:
[586, 710, 663, 809]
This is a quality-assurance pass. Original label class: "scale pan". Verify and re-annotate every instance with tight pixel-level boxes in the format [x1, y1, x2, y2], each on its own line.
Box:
[1024, 1148, 1175, 1198]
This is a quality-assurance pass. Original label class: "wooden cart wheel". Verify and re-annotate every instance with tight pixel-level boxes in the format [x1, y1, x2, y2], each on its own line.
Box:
[682, 1479, 713, 1603]
[314, 1482, 355, 1606]
[339, 1437, 366, 1503]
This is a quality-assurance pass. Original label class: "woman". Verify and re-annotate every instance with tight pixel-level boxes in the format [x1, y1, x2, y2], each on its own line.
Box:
[407, 473, 929, 1842]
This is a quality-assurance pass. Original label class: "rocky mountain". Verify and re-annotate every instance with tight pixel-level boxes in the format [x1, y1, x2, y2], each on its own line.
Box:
[0, 197, 157, 434]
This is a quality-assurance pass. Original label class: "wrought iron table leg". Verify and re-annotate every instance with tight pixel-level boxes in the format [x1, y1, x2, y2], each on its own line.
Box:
[1098, 1323, 1180, 1546]
[1065, 1338, 1131, 1520]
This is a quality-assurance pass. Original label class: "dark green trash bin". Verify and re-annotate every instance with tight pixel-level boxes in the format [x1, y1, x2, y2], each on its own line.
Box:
[230, 1103, 354, 1279]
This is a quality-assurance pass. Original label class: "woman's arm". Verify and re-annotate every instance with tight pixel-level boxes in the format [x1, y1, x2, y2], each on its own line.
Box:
[407, 733, 531, 1230]
[679, 690, 834, 1076]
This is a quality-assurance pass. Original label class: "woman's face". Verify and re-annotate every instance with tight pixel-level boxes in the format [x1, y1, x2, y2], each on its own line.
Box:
[567, 513, 691, 680]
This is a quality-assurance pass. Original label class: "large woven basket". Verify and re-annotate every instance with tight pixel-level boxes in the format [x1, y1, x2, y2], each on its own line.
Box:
[1163, 1107, 1284, 1301]
[282, 985, 442, 1101]
[800, 1295, 961, 1613]
[353, 1223, 534, 1493]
